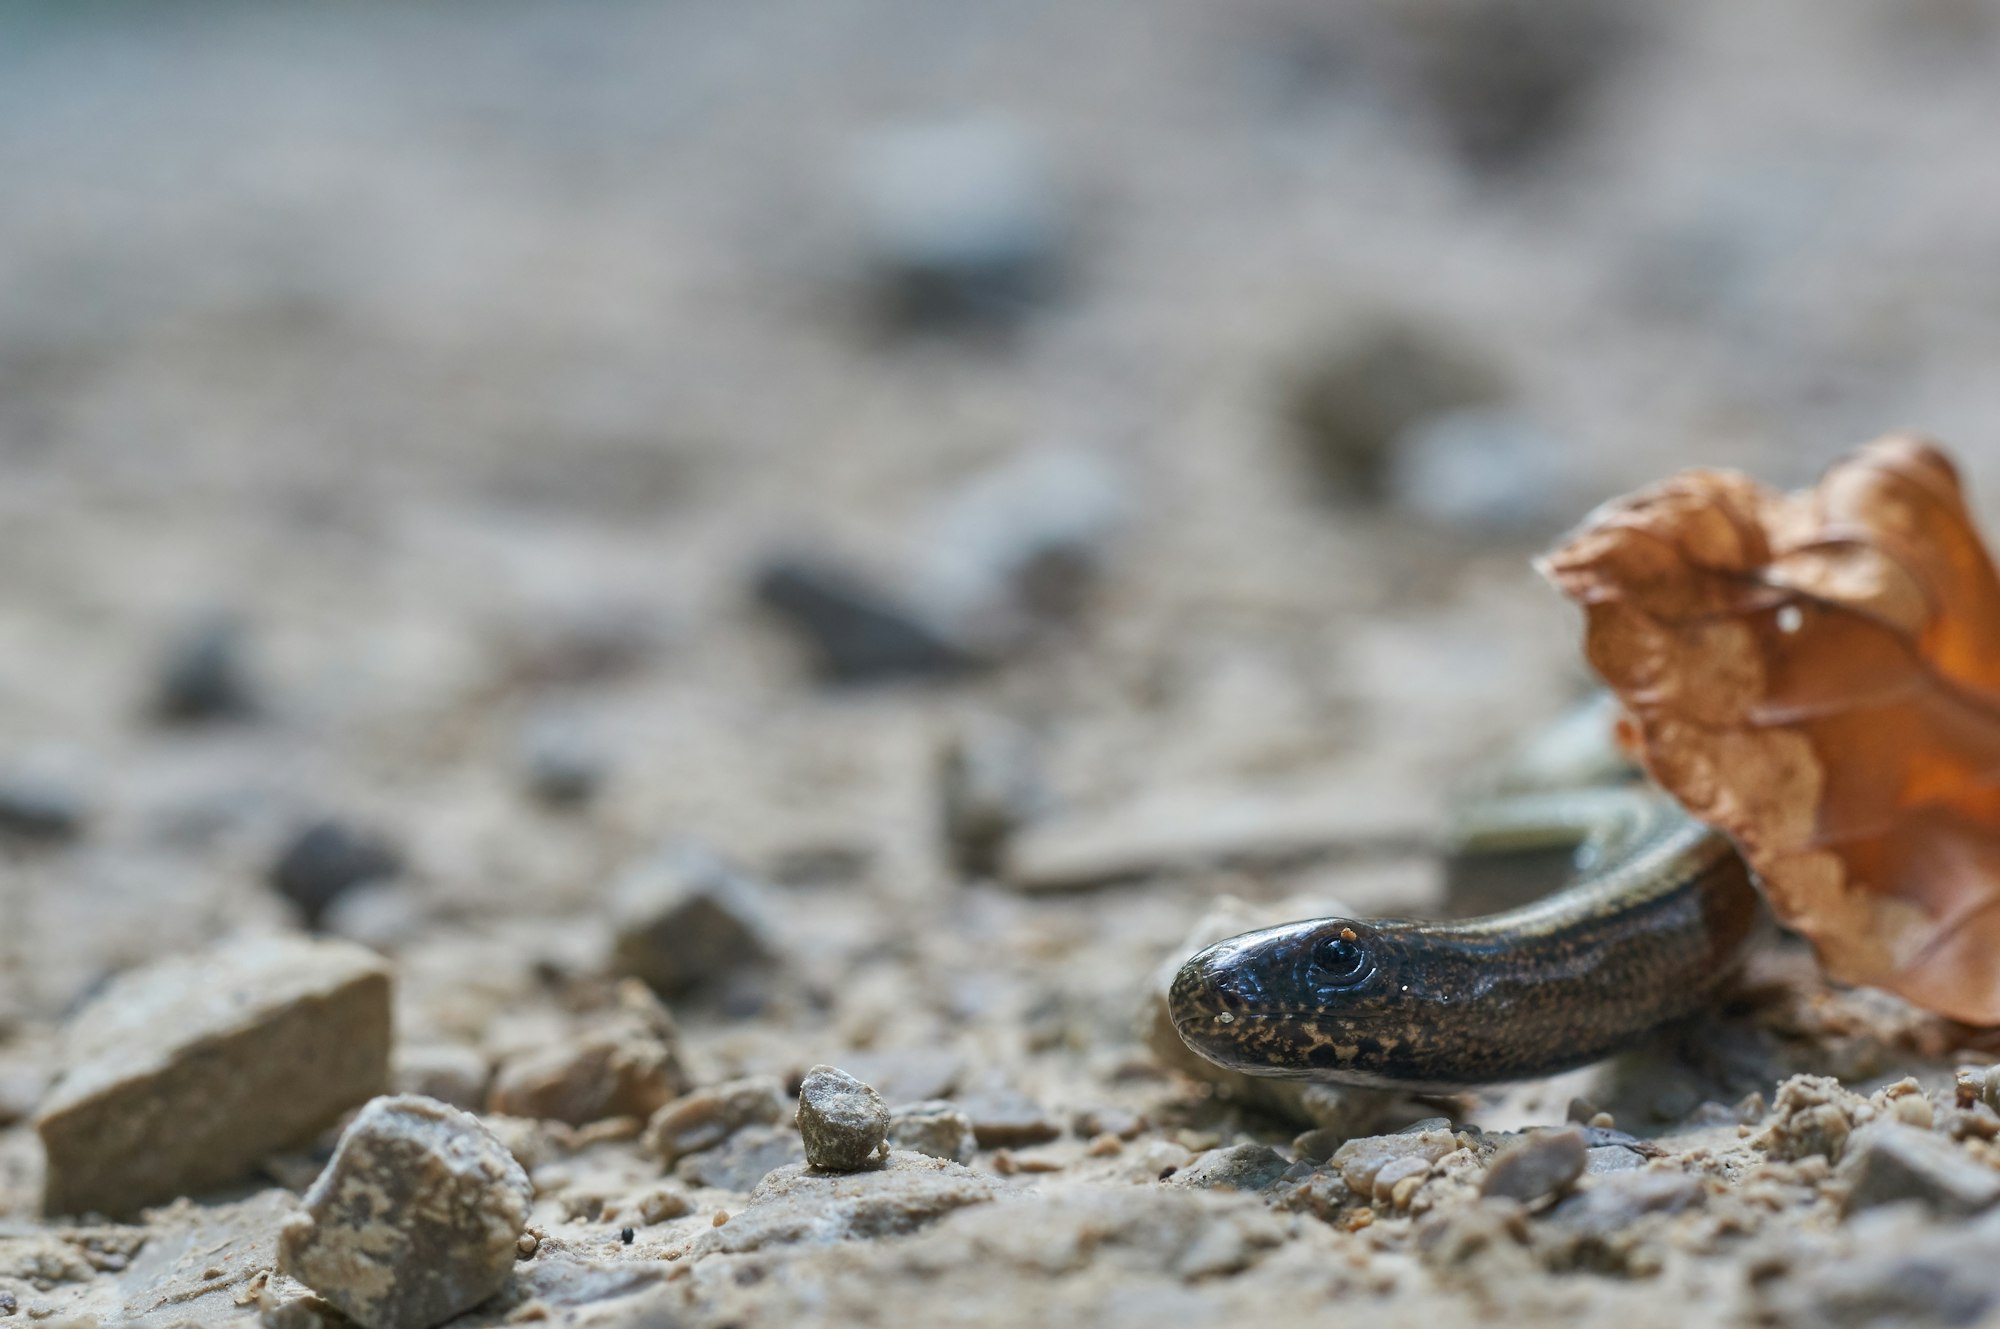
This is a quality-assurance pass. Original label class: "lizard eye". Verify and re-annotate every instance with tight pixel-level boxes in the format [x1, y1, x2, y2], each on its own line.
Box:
[1311, 934, 1370, 987]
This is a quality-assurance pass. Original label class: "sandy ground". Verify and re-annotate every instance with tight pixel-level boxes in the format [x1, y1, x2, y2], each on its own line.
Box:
[6, 2, 2000, 1326]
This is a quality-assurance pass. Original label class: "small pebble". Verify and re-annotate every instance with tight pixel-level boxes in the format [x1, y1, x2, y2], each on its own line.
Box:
[796, 1065, 889, 1172]
[850, 116, 1064, 329]
[619, 1227, 634, 1245]
[1072, 1107, 1145, 1142]
[608, 844, 776, 996]
[151, 613, 258, 723]
[1291, 1128, 1345, 1164]
[269, 819, 403, 929]
[642, 1076, 786, 1166]
[711, 1211, 730, 1228]
[962, 1089, 1062, 1149]
[521, 718, 608, 809]
[913, 447, 1126, 651]
[489, 984, 690, 1127]
[754, 555, 975, 683]
[937, 716, 1049, 877]
[1283, 316, 1501, 502]
[279, 1095, 533, 1329]
[0, 765, 85, 842]
[1481, 1128, 1587, 1204]
[886, 1100, 976, 1164]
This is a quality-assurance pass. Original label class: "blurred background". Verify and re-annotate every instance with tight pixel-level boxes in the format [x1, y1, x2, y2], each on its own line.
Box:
[5, 0, 2000, 1041]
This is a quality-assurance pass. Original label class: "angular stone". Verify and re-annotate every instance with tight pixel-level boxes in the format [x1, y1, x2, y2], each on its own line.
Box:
[488, 985, 689, 1127]
[1840, 1122, 2000, 1218]
[643, 1075, 787, 1166]
[887, 1100, 976, 1164]
[36, 933, 392, 1217]
[1481, 1128, 1586, 1204]
[607, 844, 776, 995]
[279, 1095, 532, 1329]
[797, 1065, 889, 1172]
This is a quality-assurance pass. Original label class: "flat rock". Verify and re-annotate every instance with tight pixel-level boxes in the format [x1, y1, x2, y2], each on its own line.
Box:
[278, 1094, 533, 1329]
[36, 932, 392, 1218]
[798, 1065, 889, 1172]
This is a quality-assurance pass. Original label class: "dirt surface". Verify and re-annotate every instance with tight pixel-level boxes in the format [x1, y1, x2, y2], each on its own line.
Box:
[6, 2, 2000, 1326]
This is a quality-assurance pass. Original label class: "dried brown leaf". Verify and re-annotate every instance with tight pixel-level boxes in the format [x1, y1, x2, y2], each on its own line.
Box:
[1539, 434, 2000, 1023]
